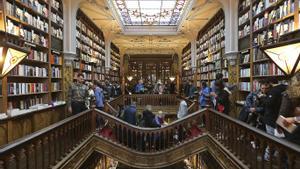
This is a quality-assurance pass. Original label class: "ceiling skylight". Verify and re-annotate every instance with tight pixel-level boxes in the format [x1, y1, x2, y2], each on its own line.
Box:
[113, 0, 189, 26]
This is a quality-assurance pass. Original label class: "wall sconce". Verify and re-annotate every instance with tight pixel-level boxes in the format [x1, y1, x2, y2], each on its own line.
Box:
[0, 44, 29, 78]
[127, 76, 133, 82]
[169, 76, 175, 82]
[261, 40, 300, 76]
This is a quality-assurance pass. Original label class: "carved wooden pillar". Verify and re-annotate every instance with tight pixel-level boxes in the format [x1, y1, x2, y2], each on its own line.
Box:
[175, 48, 183, 94]
[120, 48, 126, 95]
[63, 53, 76, 117]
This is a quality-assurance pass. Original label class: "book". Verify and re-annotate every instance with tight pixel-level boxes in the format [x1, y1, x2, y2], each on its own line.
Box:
[276, 115, 297, 133]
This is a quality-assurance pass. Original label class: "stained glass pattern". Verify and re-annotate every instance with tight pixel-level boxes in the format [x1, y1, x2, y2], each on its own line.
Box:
[113, 0, 189, 26]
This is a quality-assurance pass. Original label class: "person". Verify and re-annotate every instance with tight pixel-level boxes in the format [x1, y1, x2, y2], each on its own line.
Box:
[212, 79, 230, 115]
[94, 81, 105, 111]
[154, 111, 167, 127]
[134, 79, 145, 94]
[188, 80, 197, 99]
[169, 81, 176, 94]
[211, 73, 224, 93]
[86, 82, 95, 109]
[263, 78, 287, 136]
[140, 105, 157, 128]
[153, 80, 164, 94]
[183, 80, 190, 97]
[123, 102, 137, 125]
[177, 100, 188, 119]
[278, 72, 300, 145]
[68, 73, 88, 115]
[238, 80, 270, 128]
[262, 78, 287, 161]
[116, 104, 125, 119]
[199, 81, 211, 108]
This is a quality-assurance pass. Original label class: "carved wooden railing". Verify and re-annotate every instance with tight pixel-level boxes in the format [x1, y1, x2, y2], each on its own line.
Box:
[95, 108, 206, 152]
[207, 108, 300, 169]
[123, 94, 178, 106]
[105, 95, 124, 115]
[106, 94, 198, 115]
[0, 110, 95, 169]
[1, 105, 300, 169]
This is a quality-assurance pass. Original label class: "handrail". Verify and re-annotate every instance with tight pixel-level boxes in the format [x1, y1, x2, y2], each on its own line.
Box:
[105, 95, 124, 115]
[0, 109, 95, 169]
[95, 108, 207, 131]
[124, 94, 178, 106]
[207, 108, 300, 169]
[0, 110, 91, 153]
[106, 94, 198, 116]
[1, 94, 299, 169]
[94, 108, 207, 152]
[207, 108, 300, 152]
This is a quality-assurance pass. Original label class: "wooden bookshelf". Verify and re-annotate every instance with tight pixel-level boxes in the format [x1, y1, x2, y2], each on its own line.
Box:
[237, 0, 299, 101]
[181, 43, 193, 83]
[196, 10, 226, 88]
[50, 0, 64, 103]
[75, 9, 106, 83]
[109, 42, 121, 83]
[0, 0, 65, 114]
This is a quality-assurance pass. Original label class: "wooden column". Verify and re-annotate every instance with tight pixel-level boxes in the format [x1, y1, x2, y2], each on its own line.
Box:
[63, 53, 76, 117]
[120, 48, 126, 94]
[175, 49, 183, 94]
[226, 52, 239, 117]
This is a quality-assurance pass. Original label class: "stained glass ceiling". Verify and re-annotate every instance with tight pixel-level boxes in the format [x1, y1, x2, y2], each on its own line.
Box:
[113, 0, 189, 26]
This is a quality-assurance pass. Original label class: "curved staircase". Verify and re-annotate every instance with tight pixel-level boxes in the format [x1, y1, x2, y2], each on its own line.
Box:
[0, 95, 299, 169]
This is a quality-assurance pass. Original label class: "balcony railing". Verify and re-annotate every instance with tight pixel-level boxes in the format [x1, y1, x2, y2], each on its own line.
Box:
[0, 94, 299, 169]
[95, 108, 206, 152]
[207, 109, 300, 169]
[106, 94, 198, 115]
[0, 110, 94, 169]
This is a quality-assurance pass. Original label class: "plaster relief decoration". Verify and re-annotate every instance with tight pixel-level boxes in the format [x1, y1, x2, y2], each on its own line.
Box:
[113, 0, 190, 26]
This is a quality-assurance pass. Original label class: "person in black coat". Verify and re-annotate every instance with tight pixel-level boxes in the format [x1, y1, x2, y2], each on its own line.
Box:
[213, 80, 230, 115]
[263, 78, 287, 136]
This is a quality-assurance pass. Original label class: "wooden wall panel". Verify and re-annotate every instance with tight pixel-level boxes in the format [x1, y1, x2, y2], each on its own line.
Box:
[0, 105, 65, 146]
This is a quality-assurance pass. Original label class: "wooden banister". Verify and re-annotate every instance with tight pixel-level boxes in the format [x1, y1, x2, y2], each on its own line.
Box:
[94, 108, 206, 152]
[0, 110, 95, 169]
[106, 94, 198, 117]
[207, 108, 300, 169]
[1, 95, 300, 169]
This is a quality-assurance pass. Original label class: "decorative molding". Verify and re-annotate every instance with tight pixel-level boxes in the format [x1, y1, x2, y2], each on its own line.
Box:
[64, 52, 77, 66]
[224, 51, 239, 66]
[55, 133, 247, 169]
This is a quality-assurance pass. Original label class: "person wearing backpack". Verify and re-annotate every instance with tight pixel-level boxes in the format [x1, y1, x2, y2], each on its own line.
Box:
[199, 81, 211, 109]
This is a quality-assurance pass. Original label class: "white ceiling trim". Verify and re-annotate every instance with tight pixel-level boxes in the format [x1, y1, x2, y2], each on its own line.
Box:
[176, 0, 196, 32]
[122, 25, 178, 35]
[106, 0, 125, 32]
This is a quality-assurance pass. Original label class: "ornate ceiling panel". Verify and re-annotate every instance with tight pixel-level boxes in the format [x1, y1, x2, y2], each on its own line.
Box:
[80, 0, 221, 54]
[113, 0, 189, 26]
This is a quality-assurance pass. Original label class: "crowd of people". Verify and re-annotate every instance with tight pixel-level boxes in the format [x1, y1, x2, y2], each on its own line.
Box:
[183, 73, 233, 115]
[68, 72, 300, 150]
[238, 73, 300, 147]
[126, 79, 176, 94]
[67, 73, 122, 115]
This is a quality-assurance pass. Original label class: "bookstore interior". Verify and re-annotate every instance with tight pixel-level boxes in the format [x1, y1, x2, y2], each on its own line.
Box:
[0, 0, 300, 169]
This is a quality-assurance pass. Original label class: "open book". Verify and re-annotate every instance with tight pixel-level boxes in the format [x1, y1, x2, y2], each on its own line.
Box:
[276, 115, 298, 133]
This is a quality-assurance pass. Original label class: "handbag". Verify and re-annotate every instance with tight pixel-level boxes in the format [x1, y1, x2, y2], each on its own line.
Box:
[217, 104, 225, 113]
